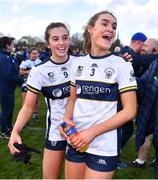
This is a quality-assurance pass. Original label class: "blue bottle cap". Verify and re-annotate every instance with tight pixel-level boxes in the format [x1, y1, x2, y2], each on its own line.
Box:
[60, 121, 67, 128]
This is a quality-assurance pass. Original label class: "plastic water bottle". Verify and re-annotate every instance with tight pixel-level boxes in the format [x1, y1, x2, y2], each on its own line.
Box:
[61, 121, 88, 153]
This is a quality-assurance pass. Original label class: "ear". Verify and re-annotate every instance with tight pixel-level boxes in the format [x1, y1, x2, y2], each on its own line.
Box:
[87, 25, 93, 34]
[46, 42, 50, 48]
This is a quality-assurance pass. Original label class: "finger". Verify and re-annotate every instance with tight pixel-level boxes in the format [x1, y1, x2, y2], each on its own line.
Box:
[71, 139, 80, 146]
[8, 143, 20, 154]
[122, 52, 128, 57]
[76, 143, 87, 151]
[60, 128, 67, 139]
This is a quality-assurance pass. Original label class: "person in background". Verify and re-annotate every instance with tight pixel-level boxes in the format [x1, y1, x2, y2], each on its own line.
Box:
[115, 32, 146, 169]
[19, 47, 41, 120]
[134, 38, 158, 76]
[119, 33, 158, 78]
[0, 36, 23, 139]
[119, 32, 147, 77]
[39, 46, 51, 61]
[15, 46, 28, 66]
[8, 22, 76, 179]
[135, 57, 158, 178]
[112, 33, 147, 169]
[60, 10, 137, 179]
[129, 38, 158, 168]
[118, 38, 158, 169]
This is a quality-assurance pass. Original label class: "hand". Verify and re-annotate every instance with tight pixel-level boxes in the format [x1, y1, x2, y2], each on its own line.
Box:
[121, 52, 133, 62]
[70, 128, 95, 151]
[8, 132, 22, 154]
[59, 119, 75, 140]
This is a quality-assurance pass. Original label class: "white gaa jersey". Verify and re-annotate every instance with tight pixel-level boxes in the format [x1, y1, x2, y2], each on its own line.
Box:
[27, 55, 76, 141]
[20, 58, 42, 86]
[20, 58, 42, 70]
[70, 53, 137, 156]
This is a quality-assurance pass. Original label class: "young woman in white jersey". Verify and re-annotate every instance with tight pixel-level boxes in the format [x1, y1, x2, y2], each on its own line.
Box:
[19, 47, 41, 120]
[61, 10, 137, 179]
[8, 22, 75, 179]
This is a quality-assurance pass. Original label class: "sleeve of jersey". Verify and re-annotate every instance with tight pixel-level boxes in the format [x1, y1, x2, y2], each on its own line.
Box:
[69, 61, 77, 87]
[26, 67, 42, 94]
[117, 62, 137, 94]
[19, 60, 27, 69]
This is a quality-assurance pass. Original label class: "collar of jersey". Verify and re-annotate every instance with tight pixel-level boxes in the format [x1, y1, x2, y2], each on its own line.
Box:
[49, 55, 69, 65]
[89, 52, 113, 59]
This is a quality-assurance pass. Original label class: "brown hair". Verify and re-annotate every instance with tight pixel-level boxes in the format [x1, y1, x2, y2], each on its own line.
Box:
[28, 47, 39, 55]
[83, 10, 117, 54]
[45, 22, 69, 42]
[0, 36, 15, 50]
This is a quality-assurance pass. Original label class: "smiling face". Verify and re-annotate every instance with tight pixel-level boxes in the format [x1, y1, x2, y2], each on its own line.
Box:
[141, 38, 158, 55]
[47, 26, 70, 62]
[88, 13, 117, 56]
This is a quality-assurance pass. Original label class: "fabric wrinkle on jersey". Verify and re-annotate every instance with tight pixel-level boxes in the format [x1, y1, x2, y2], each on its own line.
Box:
[26, 55, 76, 141]
[70, 53, 137, 156]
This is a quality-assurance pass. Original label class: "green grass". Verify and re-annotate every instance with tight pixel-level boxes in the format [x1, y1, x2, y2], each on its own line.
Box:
[0, 88, 155, 179]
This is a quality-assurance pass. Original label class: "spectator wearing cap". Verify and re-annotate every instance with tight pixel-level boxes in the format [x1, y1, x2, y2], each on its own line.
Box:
[130, 32, 147, 54]
[128, 38, 158, 170]
[116, 32, 147, 169]
[118, 37, 158, 170]
[0, 36, 23, 139]
[118, 32, 147, 77]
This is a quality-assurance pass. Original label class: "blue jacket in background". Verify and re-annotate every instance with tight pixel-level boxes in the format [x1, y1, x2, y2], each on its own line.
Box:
[0, 49, 23, 95]
[118, 46, 158, 77]
[136, 59, 158, 150]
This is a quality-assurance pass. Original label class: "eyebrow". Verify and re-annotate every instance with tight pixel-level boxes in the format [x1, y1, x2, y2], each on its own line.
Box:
[101, 19, 117, 26]
[51, 34, 69, 38]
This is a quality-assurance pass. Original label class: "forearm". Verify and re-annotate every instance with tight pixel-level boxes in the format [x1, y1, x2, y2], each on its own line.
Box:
[64, 97, 75, 121]
[12, 106, 33, 134]
[64, 85, 76, 121]
[91, 108, 136, 138]
[91, 91, 137, 137]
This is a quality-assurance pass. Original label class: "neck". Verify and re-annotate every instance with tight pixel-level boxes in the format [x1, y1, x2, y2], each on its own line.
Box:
[50, 55, 68, 63]
[90, 49, 111, 56]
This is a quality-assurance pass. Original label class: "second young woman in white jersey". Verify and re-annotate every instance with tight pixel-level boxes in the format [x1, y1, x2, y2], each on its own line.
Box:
[61, 10, 137, 179]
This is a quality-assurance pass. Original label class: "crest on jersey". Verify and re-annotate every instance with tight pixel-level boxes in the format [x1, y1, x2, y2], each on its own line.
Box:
[76, 66, 83, 76]
[48, 72, 56, 82]
[61, 66, 68, 71]
[104, 68, 115, 79]
[52, 89, 62, 97]
[91, 63, 98, 68]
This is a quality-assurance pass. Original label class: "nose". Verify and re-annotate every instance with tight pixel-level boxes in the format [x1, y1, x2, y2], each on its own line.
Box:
[59, 38, 64, 45]
[107, 25, 113, 32]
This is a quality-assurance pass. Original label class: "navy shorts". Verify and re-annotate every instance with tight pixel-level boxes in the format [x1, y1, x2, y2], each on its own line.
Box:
[66, 144, 119, 172]
[44, 139, 67, 151]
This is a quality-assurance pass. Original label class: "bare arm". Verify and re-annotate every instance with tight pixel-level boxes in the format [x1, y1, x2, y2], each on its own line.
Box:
[64, 85, 77, 121]
[73, 91, 137, 150]
[60, 85, 77, 138]
[8, 91, 39, 154]
[90, 91, 137, 136]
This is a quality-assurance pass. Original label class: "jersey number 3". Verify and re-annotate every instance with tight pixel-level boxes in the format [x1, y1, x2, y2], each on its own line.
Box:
[90, 68, 95, 76]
